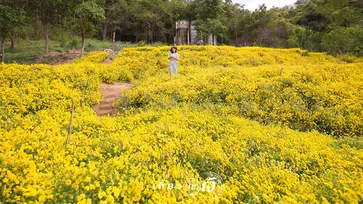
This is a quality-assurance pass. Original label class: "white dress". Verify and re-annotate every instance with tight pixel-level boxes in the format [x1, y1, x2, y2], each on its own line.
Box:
[168, 53, 179, 74]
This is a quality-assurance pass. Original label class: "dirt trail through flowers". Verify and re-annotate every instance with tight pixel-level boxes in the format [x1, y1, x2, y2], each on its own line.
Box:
[92, 83, 131, 116]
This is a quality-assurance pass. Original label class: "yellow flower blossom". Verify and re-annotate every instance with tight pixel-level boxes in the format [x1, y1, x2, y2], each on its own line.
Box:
[0, 46, 362, 203]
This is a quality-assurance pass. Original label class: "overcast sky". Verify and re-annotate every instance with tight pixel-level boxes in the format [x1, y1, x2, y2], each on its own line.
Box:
[232, 0, 297, 11]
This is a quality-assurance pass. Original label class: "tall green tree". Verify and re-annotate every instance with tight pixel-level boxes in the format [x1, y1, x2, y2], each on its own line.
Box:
[102, 0, 130, 41]
[193, 0, 227, 44]
[129, 0, 169, 43]
[225, 3, 244, 43]
[71, 0, 106, 56]
[293, 0, 330, 50]
[0, 5, 26, 62]
[0, 0, 28, 49]
[319, 0, 363, 55]
[27, 0, 71, 55]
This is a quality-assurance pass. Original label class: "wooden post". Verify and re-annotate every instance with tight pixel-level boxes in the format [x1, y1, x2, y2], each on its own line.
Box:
[66, 99, 75, 147]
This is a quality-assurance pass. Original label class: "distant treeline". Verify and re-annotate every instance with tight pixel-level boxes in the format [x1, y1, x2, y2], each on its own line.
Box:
[1, 0, 363, 56]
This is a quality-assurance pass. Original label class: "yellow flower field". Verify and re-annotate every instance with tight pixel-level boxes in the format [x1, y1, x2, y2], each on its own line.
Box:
[0, 46, 362, 203]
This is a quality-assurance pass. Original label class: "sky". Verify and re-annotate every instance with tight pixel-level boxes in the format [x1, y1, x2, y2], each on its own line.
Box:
[233, 0, 297, 11]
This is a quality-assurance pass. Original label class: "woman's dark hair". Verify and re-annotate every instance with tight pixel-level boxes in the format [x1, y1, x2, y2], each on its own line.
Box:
[170, 46, 177, 53]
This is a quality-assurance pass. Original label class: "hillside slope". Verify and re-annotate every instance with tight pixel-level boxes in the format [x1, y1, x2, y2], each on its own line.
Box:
[0, 46, 362, 203]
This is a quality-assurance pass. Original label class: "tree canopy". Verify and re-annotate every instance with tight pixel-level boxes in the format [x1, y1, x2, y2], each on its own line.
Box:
[1, 0, 362, 56]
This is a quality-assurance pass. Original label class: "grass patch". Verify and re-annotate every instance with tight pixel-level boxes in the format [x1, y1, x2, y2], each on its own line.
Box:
[2, 39, 168, 64]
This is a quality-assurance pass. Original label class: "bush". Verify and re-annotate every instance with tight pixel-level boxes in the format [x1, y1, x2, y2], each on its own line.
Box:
[321, 26, 363, 56]
[1, 46, 363, 203]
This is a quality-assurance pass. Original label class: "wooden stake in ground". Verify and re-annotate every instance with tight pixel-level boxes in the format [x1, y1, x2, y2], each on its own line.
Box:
[66, 99, 75, 147]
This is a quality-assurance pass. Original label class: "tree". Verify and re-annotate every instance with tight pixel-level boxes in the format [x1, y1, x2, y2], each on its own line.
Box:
[317, 0, 363, 55]
[252, 4, 271, 46]
[27, 0, 71, 55]
[102, 0, 130, 42]
[129, 0, 169, 43]
[321, 26, 363, 55]
[1, 0, 362, 56]
[323, 0, 363, 27]
[72, 0, 105, 56]
[0, 0, 28, 49]
[165, 0, 189, 43]
[0, 5, 26, 62]
[294, 0, 329, 50]
[192, 0, 227, 44]
[224, 2, 244, 44]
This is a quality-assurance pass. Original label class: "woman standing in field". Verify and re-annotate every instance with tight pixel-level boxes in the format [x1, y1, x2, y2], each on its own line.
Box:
[168, 46, 179, 74]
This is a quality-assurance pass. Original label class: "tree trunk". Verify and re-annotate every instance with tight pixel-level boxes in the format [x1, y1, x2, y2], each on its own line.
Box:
[9, 32, 14, 49]
[103, 22, 108, 41]
[103, 0, 111, 41]
[1, 35, 5, 62]
[81, 30, 85, 56]
[112, 31, 116, 49]
[43, 23, 49, 55]
[103, 19, 108, 41]
[187, 27, 190, 45]
[304, 26, 309, 49]
[148, 23, 152, 44]
[151, 30, 153, 44]
[235, 28, 238, 43]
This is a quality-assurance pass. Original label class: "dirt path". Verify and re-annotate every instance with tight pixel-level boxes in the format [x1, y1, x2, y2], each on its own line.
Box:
[92, 82, 131, 116]
[102, 58, 113, 64]
[35, 51, 82, 65]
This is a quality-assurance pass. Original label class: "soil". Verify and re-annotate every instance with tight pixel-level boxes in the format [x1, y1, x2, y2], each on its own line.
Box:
[35, 51, 83, 65]
[92, 83, 131, 116]
[102, 58, 113, 64]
